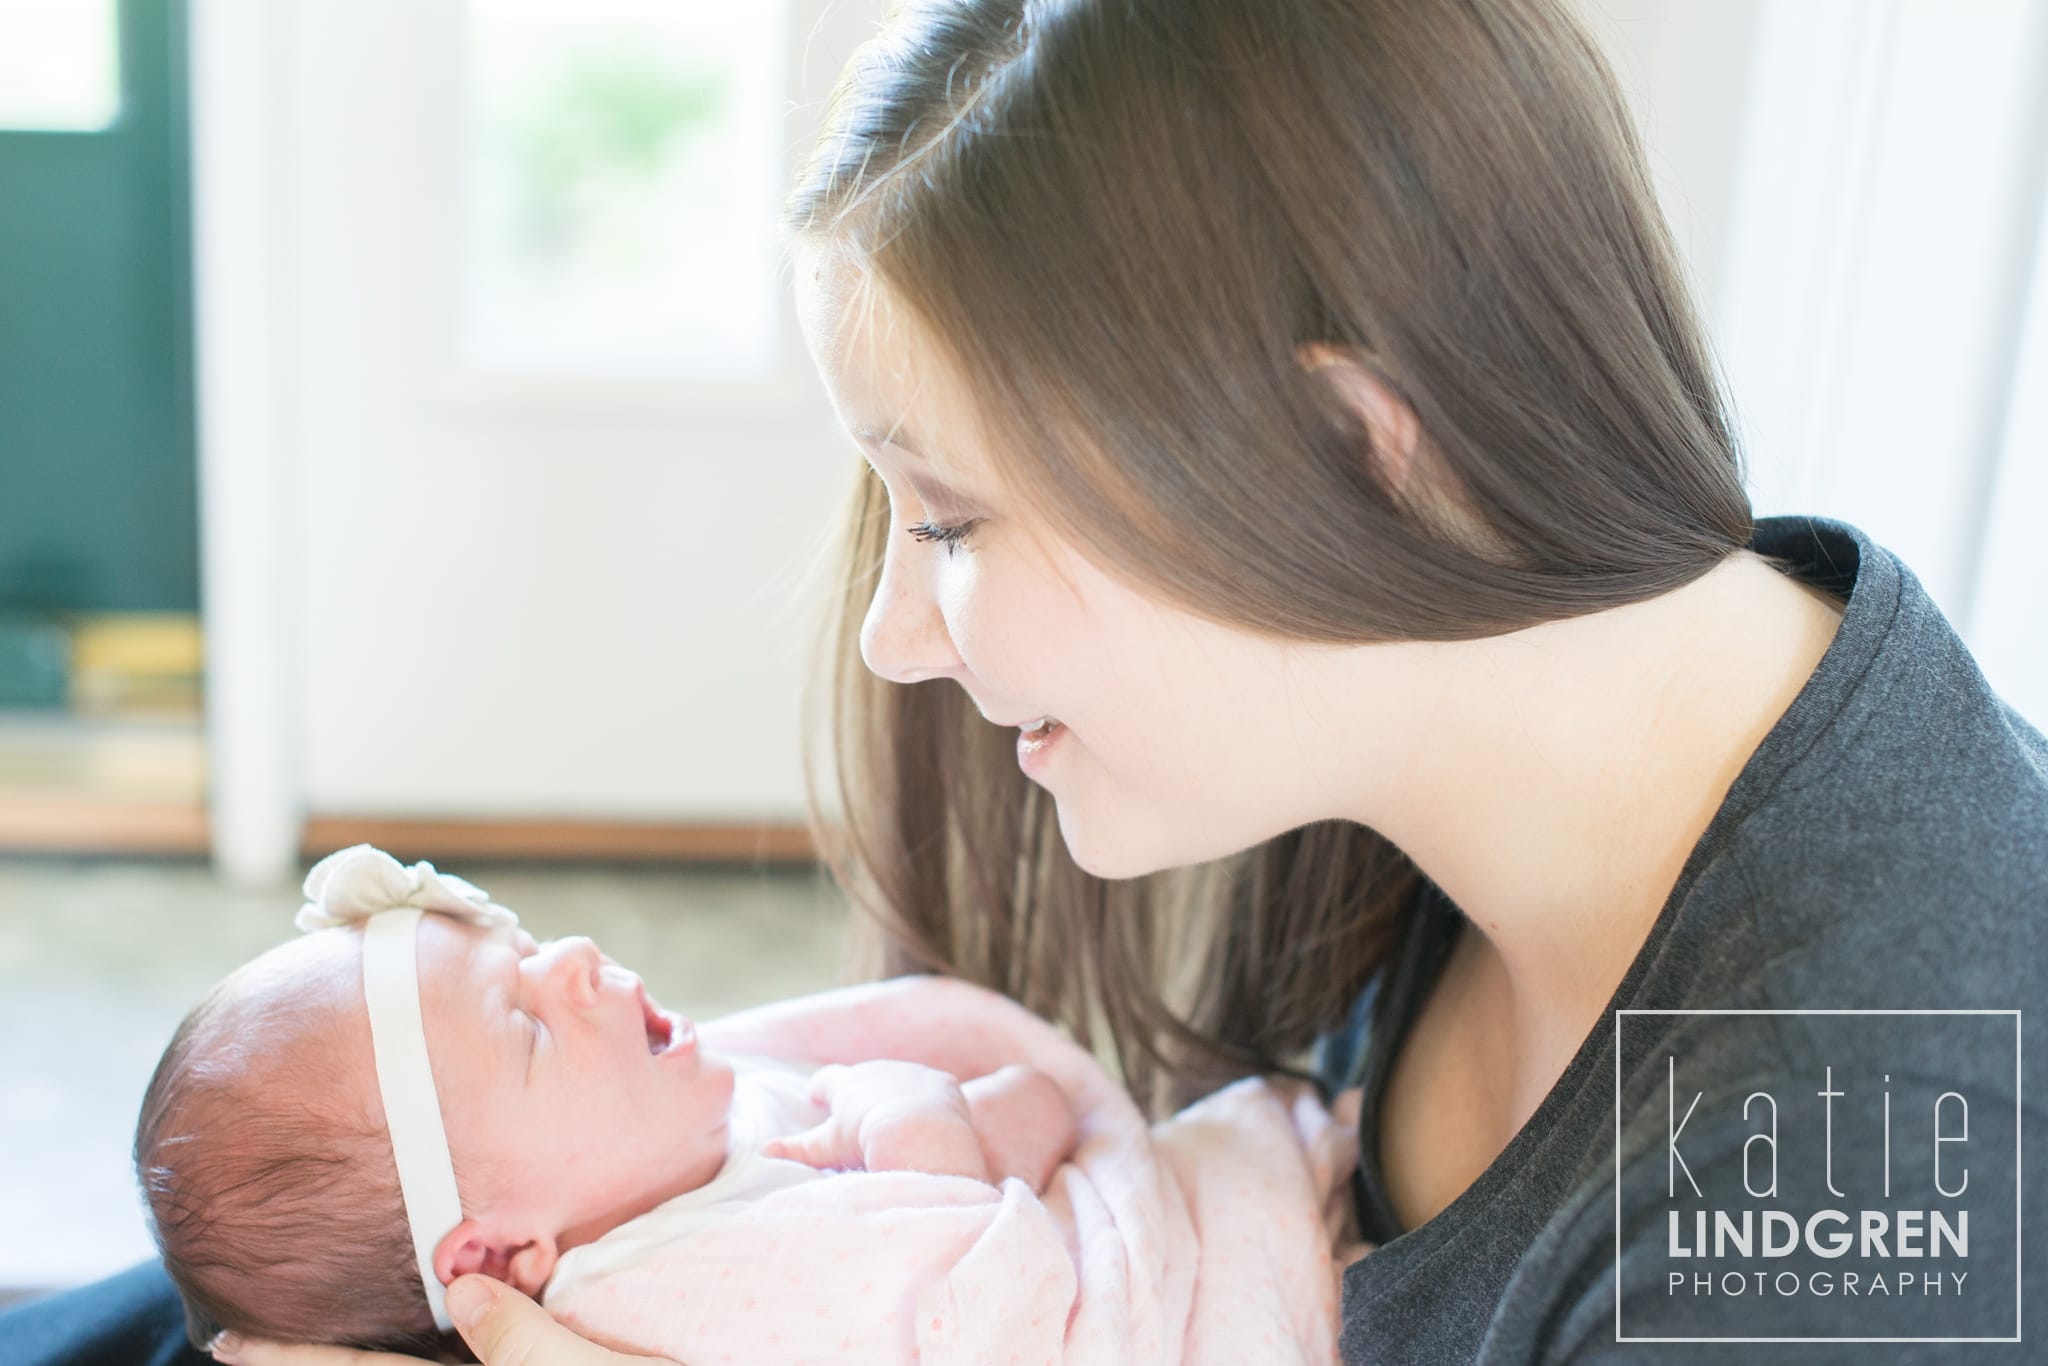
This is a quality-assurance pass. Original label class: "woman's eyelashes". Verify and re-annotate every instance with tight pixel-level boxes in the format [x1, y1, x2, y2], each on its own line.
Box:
[907, 518, 982, 555]
[877, 463, 983, 553]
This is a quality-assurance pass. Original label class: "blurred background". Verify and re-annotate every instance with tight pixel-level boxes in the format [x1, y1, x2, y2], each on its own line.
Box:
[1, 0, 2043, 1300]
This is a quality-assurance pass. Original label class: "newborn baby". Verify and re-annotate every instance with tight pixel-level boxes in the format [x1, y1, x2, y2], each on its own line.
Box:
[134, 846, 1077, 1359]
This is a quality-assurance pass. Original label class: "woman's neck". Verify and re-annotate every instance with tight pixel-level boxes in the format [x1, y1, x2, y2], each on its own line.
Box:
[1348, 551, 1845, 1034]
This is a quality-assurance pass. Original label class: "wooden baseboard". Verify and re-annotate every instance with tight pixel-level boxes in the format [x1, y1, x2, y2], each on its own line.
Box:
[301, 816, 817, 865]
[0, 796, 210, 856]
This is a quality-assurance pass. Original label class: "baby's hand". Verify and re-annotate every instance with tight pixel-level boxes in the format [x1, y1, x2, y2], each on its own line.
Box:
[761, 1060, 991, 1183]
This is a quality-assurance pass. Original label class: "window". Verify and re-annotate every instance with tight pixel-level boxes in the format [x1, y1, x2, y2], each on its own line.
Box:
[461, 0, 786, 380]
[0, 0, 121, 132]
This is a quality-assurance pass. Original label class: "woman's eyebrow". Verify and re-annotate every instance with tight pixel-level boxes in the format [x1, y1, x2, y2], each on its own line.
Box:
[854, 423, 929, 461]
[856, 432, 986, 508]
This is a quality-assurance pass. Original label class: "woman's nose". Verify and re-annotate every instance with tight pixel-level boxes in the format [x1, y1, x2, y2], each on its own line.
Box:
[535, 937, 603, 1009]
[859, 539, 965, 685]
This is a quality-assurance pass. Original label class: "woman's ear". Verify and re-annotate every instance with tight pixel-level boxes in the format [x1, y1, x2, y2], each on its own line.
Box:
[1296, 343, 1422, 491]
[434, 1219, 560, 1300]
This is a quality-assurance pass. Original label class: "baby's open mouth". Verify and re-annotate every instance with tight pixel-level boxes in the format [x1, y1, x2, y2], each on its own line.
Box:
[638, 986, 693, 1056]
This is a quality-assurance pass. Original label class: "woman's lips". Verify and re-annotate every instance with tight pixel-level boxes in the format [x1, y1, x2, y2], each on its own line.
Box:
[1017, 718, 1067, 775]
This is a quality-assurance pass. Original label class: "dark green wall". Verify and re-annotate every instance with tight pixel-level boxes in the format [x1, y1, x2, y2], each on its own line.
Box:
[0, 0, 199, 614]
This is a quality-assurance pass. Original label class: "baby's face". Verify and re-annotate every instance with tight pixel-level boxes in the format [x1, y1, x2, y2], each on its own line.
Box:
[414, 916, 737, 1248]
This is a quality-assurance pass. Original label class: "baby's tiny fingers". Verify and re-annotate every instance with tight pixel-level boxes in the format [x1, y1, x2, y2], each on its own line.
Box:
[762, 1123, 838, 1168]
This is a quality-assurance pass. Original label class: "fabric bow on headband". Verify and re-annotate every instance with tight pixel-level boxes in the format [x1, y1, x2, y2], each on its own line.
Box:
[297, 843, 519, 932]
[297, 843, 519, 1334]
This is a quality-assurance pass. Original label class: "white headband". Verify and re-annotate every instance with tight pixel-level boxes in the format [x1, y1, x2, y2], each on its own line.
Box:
[298, 845, 519, 1334]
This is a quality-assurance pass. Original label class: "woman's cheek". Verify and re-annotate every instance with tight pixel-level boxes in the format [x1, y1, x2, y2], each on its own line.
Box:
[933, 553, 988, 649]
[947, 559, 1058, 702]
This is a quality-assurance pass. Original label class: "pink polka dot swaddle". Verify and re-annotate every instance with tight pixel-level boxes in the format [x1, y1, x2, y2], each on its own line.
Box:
[541, 974, 1353, 1365]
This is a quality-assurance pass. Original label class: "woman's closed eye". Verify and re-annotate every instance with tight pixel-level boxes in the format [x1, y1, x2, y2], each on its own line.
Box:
[908, 518, 982, 555]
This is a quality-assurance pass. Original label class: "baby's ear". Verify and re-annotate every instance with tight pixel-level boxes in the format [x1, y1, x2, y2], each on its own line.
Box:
[435, 1218, 502, 1286]
[506, 1236, 560, 1298]
[434, 1219, 558, 1297]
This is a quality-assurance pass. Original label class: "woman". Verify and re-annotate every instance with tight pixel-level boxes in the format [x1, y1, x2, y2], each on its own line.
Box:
[14, 0, 2042, 1362]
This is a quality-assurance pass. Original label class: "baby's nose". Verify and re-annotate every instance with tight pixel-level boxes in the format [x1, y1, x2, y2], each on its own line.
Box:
[540, 936, 604, 1006]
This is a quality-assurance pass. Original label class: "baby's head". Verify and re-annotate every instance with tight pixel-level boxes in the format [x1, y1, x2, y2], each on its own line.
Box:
[134, 852, 736, 1355]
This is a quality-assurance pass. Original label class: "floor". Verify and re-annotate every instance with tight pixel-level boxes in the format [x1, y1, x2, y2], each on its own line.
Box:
[0, 856, 853, 1296]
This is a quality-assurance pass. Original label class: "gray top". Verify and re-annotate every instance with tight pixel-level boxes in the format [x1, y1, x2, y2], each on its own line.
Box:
[1315, 516, 2048, 1364]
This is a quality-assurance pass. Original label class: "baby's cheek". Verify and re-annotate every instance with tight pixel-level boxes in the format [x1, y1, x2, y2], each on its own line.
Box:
[691, 1056, 741, 1123]
[480, 1085, 599, 1195]
[438, 1080, 513, 1183]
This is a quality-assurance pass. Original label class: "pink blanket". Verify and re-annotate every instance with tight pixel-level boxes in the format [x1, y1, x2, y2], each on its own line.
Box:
[545, 974, 1358, 1365]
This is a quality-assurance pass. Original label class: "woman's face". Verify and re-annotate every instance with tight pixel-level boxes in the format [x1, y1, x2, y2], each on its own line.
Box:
[796, 250, 1411, 879]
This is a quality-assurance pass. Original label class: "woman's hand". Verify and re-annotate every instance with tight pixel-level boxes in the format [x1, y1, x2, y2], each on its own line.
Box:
[210, 1276, 682, 1366]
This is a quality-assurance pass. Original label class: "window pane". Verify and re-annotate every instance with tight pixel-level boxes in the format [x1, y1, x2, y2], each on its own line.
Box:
[462, 0, 785, 379]
[0, 0, 121, 132]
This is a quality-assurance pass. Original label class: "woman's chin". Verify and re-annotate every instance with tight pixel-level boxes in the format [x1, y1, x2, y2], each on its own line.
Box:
[1057, 809, 1164, 882]
[1059, 798, 1280, 881]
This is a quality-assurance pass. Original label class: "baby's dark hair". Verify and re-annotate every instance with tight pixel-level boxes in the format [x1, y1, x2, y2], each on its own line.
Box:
[134, 943, 457, 1357]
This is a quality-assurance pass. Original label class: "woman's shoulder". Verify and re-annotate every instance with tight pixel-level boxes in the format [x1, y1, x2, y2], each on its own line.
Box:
[1709, 515, 2048, 958]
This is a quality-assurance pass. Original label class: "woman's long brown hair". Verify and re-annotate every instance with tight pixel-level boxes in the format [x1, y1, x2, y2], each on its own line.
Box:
[788, 0, 1752, 1119]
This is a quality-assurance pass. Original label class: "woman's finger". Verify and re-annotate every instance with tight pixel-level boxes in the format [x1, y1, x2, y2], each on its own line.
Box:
[212, 1333, 429, 1366]
[447, 1275, 681, 1366]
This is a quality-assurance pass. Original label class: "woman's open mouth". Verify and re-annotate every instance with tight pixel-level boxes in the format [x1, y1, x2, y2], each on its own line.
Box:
[1017, 716, 1067, 773]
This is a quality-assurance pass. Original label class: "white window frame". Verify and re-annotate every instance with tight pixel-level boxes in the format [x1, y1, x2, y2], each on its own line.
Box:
[1714, 0, 2048, 648]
